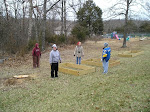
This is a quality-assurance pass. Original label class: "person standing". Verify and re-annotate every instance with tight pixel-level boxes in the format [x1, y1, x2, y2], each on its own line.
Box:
[101, 43, 111, 74]
[74, 42, 84, 65]
[32, 43, 41, 68]
[49, 44, 61, 78]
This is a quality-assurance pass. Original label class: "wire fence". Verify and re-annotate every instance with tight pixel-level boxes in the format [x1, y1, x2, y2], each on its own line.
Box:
[103, 33, 150, 38]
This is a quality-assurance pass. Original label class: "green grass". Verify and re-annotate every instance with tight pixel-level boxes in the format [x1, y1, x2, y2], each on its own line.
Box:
[0, 44, 150, 112]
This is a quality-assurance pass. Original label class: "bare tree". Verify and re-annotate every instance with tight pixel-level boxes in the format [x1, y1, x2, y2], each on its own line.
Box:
[28, 0, 33, 42]
[22, 0, 27, 39]
[64, 0, 67, 39]
[106, 0, 139, 48]
[143, 1, 150, 20]
[42, 0, 61, 51]
[61, 0, 64, 35]
[3, 0, 9, 20]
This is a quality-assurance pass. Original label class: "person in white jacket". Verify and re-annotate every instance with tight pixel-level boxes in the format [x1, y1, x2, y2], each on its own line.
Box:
[49, 44, 61, 78]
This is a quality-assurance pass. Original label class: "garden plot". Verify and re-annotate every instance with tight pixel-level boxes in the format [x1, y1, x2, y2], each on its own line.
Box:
[3, 74, 36, 86]
[82, 58, 120, 67]
[59, 63, 96, 76]
[118, 50, 143, 57]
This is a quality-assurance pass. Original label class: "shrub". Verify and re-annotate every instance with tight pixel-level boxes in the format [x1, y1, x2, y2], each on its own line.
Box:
[71, 24, 88, 42]
[27, 39, 38, 51]
[46, 34, 66, 45]
[68, 36, 79, 44]
[57, 35, 66, 44]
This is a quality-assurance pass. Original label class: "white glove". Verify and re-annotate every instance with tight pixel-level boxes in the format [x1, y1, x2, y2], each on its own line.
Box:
[101, 59, 102, 62]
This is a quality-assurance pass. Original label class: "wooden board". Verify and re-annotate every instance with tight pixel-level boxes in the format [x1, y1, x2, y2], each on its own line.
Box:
[59, 63, 96, 76]
[13, 75, 29, 79]
[82, 58, 120, 67]
[118, 50, 143, 57]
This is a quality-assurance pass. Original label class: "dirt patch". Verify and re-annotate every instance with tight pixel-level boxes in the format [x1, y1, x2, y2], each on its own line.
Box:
[4, 78, 26, 86]
[1, 74, 36, 86]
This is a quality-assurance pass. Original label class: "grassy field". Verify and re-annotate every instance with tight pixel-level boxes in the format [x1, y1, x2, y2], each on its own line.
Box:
[0, 40, 150, 112]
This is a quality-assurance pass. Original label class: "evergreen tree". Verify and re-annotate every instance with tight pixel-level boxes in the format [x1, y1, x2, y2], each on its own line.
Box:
[76, 0, 103, 36]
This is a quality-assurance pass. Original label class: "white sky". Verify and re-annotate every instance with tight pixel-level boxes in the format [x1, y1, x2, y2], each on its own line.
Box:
[93, 0, 147, 20]
[1, 0, 148, 20]
[93, 0, 115, 19]
[93, 0, 113, 10]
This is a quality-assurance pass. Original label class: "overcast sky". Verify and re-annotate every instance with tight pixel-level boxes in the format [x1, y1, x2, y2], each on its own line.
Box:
[1, 0, 148, 20]
[93, 0, 147, 20]
[93, 0, 115, 19]
[93, 0, 114, 10]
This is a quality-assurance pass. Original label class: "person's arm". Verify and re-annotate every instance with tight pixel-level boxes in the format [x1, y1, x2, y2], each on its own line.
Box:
[49, 52, 53, 65]
[58, 51, 61, 63]
[81, 46, 84, 56]
[74, 46, 77, 56]
[40, 49, 41, 57]
[102, 50, 107, 58]
[32, 48, 35, 56]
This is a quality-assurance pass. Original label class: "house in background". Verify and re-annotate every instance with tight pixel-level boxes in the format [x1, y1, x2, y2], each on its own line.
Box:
[54, 21, 75, 36]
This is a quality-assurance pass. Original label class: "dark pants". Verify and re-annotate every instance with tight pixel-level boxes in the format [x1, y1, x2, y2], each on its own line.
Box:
[51, 63, 58, 78]
[33, 56, 40, 68]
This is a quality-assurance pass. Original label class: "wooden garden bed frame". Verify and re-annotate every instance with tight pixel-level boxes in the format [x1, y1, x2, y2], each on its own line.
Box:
[59, 63, 96, 76]
[118, 50, 143, 57]
[82, 58, 120, 67]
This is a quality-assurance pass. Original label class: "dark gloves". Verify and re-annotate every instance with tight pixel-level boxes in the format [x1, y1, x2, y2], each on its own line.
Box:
[74, 55, 75, 56]
[60, 60, 61, 63]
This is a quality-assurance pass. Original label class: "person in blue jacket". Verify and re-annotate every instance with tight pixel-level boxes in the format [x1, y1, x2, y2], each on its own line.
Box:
[101, 43, 111, 74]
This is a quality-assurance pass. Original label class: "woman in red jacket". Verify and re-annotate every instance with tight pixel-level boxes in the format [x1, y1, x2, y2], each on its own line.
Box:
[32, 43, 41, 68]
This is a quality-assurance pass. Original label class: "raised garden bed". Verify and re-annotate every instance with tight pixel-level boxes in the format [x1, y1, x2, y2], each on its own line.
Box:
[82, 58, 120, 67]
[59, 63, 96, 76]
[118, 50, 143, 57]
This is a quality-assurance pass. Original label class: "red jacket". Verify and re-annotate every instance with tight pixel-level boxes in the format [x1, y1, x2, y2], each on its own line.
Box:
[32, 43, 41, 57]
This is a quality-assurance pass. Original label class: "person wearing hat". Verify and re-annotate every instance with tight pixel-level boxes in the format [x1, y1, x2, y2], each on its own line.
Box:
[49, 44, 61, 78]
[101, 43, 111, 74]
[32, 43, 41, 68]
[74, 42, 84, 65]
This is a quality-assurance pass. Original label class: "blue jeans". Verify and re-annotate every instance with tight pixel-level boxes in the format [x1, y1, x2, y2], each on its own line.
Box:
[102, 60, 109, 73]
[76, 57, 81, 64]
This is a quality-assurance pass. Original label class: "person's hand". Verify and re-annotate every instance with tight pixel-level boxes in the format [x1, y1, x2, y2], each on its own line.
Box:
[50, 63, 52, 66]
[60, 60, 61, 63]
[101, 59, 102, 62]
[74, 55, 75, 56]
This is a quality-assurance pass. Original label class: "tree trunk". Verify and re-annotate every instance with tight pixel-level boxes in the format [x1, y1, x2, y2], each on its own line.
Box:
[64, 0, 67, 42]
[4, 0, 9, 20]
[35, 19, 39, 42]
[122, 0, 129, 48]
[78, 0, 81, 9]
[61, 0, 64, 35]
[42, 0, 47, 51]
[33, 8, 39, 42]
[28, 0, 33, 42]
[22, 2, 26, 39]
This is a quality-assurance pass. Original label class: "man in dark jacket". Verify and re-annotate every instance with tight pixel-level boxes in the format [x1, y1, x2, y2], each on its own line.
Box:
[32, 43, 41, 68]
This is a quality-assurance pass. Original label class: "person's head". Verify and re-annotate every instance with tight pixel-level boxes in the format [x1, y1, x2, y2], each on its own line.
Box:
[52, 44, 57, 51]
[77, 41, 81, 46]
[35, 43, 39, 48]
[104, 43, 108, 47]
